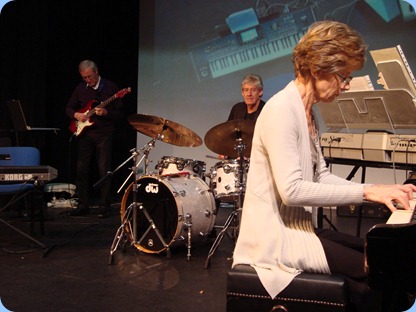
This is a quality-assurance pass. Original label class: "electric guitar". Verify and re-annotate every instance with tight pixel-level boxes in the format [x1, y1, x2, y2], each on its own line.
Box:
[69, 87, 131, 136]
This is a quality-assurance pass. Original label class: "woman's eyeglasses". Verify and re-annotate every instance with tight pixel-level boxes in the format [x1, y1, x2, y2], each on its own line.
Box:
[336, 73, 353, 86]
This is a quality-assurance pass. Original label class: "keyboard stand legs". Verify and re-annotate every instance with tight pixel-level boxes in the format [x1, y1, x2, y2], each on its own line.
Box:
[0, 217, 48, 251]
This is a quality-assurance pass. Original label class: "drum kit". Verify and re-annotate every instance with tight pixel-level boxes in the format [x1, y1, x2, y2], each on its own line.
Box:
[108, 113, 254, 266]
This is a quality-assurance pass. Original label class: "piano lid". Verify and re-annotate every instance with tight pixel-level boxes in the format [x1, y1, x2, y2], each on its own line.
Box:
[317, 89, 416, 132]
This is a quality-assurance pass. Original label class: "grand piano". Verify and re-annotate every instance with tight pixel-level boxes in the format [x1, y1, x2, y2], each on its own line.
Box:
[366, 202, 416, 292]
[320, 89, 416, 293]
[317, 45, 416, 292]
[366, 219, 416, 292]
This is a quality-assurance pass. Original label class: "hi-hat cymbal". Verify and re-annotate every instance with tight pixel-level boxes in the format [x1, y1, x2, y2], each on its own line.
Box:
[128, 114, 202, 147]
[204, 119, 255, 157]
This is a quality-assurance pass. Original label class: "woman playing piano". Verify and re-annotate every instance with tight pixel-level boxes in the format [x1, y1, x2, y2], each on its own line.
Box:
[232, 20, 416, 312]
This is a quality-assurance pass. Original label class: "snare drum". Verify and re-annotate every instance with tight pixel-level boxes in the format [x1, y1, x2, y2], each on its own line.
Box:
[156, 156, 206, 179]
[209, 159, 249, 201]
[120, 174, 216, 254]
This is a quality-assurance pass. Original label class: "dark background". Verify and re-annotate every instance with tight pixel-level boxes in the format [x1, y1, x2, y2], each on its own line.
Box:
[1, 0, 416, 193]
[0, 0, 151, 199]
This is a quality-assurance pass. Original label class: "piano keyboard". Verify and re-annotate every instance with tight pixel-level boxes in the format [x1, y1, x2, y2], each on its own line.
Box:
[189, 6, 316, 81]
[386, 199, 416, 224]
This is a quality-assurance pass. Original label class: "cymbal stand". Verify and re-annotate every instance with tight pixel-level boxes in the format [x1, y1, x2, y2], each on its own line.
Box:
[205, 134, 246, 268]
[116, 137, 157, 193]
[108, 199, 134, 264]
[108, 146, 143, 265]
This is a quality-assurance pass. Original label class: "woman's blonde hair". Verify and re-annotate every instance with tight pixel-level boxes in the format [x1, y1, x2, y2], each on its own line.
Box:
[293, 21, 367, 79]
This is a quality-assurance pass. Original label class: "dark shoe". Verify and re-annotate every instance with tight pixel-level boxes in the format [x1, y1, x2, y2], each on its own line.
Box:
[70, 207, 90, 216]
[98, 206, 110, 218]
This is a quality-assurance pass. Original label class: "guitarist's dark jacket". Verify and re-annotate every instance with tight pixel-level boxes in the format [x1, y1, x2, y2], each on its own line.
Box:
[65, 78, 123, 138]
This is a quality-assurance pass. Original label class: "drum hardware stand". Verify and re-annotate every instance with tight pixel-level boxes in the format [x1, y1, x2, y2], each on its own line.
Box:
[116, 137, 158, 193]
[205, 135, 246, 269]
[108, 201, 137, 264]
[183, 213, 192, 261]
[108, 135, 172, 263]
[204, 204, 240, 268]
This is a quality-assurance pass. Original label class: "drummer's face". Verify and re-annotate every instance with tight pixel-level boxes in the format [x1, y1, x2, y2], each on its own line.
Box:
[242, 83, 263, 106]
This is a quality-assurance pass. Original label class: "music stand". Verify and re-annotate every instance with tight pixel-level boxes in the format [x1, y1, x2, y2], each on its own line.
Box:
[7, 100, 59, 146]
[317, 88, 416, 235]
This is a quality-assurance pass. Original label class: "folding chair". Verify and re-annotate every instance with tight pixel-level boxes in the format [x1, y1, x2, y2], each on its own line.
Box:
[0, 146, 47, 248]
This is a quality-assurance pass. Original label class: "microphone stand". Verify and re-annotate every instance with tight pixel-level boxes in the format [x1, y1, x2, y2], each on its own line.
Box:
[93, 148, 138, 190]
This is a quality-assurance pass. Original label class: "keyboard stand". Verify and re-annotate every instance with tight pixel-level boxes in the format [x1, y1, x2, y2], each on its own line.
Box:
[0, 216, 47, 249]
[0, 180, 53, 256]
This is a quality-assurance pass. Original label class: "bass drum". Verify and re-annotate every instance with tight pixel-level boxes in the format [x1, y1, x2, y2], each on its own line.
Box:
[120, 175, 216, 254]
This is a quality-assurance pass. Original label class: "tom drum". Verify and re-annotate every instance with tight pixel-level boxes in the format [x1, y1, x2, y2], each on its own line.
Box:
[209, 159, 249, 201]
[156, 156, 206, 179]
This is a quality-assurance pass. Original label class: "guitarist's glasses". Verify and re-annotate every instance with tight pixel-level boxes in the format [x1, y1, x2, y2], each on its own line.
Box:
[82, 74, 97, 81]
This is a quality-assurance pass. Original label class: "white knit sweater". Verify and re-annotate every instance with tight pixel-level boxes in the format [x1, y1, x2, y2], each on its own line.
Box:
[232, 81, 365, 298]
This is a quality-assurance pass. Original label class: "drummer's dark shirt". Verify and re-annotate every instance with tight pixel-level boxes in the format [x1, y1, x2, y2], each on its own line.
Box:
[227, 100, 266, 122]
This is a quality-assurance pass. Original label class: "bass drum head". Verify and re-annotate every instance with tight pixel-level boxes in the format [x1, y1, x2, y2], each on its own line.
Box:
[120, 175, 216, 254]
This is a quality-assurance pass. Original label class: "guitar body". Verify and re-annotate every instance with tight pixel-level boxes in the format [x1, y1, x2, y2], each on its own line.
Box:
[69, 100, 95, 136]
[69, 87, 131, 136]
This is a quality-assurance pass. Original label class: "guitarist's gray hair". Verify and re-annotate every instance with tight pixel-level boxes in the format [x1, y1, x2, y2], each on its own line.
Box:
[78, 60, 97, 73]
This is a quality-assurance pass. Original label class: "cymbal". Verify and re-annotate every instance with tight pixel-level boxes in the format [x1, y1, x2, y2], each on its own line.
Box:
[128, 114, 202, 147]
[204, 119, 255, 157]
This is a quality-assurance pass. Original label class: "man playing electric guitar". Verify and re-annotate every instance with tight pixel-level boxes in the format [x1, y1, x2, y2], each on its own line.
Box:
[65, 60, 125, 218]
[69, 87, 130, 136]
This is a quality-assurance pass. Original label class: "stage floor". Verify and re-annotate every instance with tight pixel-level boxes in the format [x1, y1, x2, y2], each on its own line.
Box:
[0, 202, 385, 312]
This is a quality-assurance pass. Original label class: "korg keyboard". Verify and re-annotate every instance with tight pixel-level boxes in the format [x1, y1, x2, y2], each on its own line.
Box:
[0, 166, 58, 182]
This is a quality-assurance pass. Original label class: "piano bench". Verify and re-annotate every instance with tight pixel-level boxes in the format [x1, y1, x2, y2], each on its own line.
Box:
[227, 264, 351, 312]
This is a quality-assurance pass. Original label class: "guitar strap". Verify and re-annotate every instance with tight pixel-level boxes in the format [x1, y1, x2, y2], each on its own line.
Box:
[94, 81, 104, 106]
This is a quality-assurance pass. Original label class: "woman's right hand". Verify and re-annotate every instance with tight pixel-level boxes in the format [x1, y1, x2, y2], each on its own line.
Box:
[363, 183, 416, 212]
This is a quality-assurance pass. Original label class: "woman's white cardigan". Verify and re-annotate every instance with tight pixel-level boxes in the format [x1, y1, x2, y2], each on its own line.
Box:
[232, 81, 365, 298]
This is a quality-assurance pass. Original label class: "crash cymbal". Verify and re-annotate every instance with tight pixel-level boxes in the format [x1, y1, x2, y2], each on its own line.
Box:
[128, 114, 202, 147]
[204, 119, 255, 157]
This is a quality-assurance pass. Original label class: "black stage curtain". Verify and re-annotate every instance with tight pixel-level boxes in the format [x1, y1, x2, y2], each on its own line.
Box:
[0, 0, 141, 195]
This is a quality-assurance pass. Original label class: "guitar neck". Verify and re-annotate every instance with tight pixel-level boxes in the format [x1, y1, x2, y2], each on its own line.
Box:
[85, 94, 117, 118]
